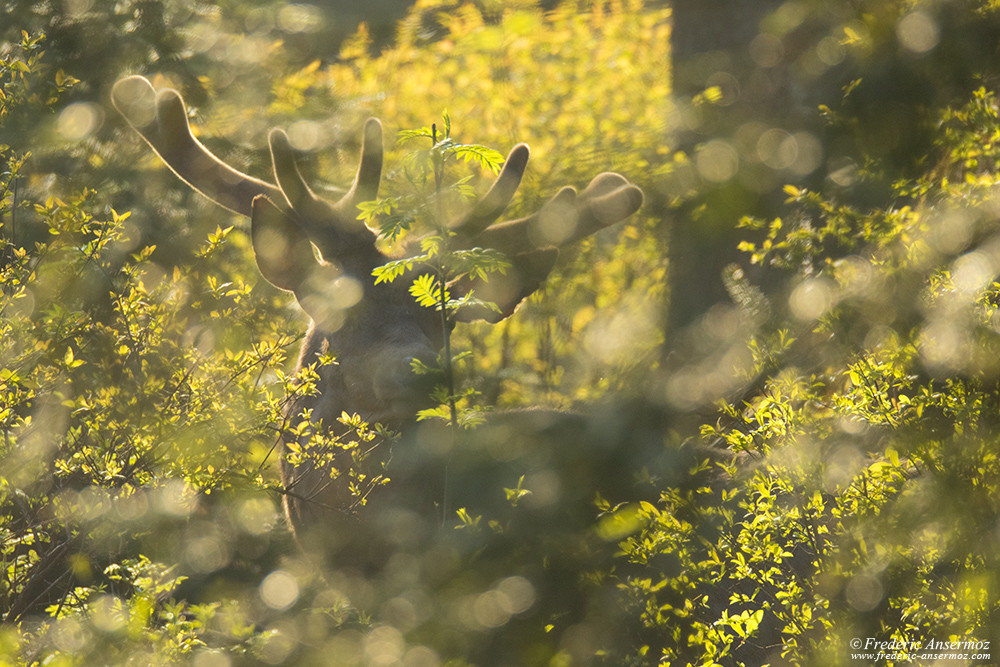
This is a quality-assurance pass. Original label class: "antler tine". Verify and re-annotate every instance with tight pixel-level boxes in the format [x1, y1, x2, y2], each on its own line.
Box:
[474, 176, 643, 254]
[112, 76, 281, 217]
[267, 122, 381, 256]
[339, 118, 384, 210]
[452, 144, 530, 237]
[570, 174, 644, 244]
[268, 129, 319, 211]
[450, 172, 642, 323]
[468, 185, 577, 255]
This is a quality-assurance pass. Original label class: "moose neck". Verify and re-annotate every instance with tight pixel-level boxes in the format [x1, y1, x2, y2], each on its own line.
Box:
[295, 274, 442, 429]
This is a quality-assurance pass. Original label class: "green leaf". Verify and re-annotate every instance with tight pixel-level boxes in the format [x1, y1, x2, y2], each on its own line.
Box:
[372, 258, 417, 284]
[454, 507, 481, 530]
[442, 109, 452, 138]
[356, 197, 396, 224]
[397, 127, 434, 143]
[443, 247, 511, 280]
[409, 273, 447, 309]
[504, 475, 532, 507]
[450, 144, 506, 174]
[419, 235, 443, 256]
[447, 292, 501, 314]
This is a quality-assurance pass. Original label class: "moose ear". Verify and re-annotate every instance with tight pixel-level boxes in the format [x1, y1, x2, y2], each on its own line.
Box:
[250, 195, 318, 292]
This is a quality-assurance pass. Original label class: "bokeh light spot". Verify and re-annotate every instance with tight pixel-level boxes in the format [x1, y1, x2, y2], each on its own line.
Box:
[365, 625, 404, 665]
[789, 279, 834, 321]
[259, 569, 300, 611]
[185, 534, 231, 574]
[757, 129, 794, 169]
[114, 489, 149, 522]
[827, 157, 859, 187]
[816, 36, 846, 66]
[897, 11, 939, 54]
[156, 479, 198, 517]
[757, 130, 822, 175]
[472, 590, 510, 628]
[238, 497, 280, 536]
[58, 102, 103, 141]
[919, 320, 972, 370]
[257, 623, 298, 664]
[496, 576, 535, 615]
[403, 645, 441, 667]
[64, 0, 94, 15]
[952, 250, 995, 295]
[90, 595, 127, 634]
[696, 140, 739, 183]
[706, 71, 740, 106]
[533, 194, 578, 245]
[287, 120, 324, 151]
[192, 649, 232, 667]
[50, 617, 87, 653]
[278, 4, 323, 33]
[749, 32, 783, 68]
[846, 573, 884, 611]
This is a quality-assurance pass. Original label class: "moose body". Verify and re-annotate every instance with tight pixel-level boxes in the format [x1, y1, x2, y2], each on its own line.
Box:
[276, 293, 441, 527]
[112, 75, 643, 542]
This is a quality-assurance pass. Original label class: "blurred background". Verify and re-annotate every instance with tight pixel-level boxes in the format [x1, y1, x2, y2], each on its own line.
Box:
[3, 0, 1000, 664]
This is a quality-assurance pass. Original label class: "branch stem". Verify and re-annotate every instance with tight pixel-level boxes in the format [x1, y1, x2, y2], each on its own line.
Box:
[431, 123, 459, 429]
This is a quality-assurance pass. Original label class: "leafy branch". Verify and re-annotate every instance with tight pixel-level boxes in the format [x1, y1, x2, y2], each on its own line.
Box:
[364, 113, 511, 429]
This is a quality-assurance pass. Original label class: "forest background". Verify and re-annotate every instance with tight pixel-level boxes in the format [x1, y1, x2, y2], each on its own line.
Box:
[3, 0, 1000, 665]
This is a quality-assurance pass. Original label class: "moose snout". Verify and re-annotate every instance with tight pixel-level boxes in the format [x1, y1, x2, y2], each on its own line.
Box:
[372, 350, 443, 421]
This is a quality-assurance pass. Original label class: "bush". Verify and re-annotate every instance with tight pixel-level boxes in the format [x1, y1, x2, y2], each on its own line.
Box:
[4, 1, 1000, 665]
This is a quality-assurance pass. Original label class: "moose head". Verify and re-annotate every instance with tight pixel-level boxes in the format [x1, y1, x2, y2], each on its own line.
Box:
[111, 75, 643, 534]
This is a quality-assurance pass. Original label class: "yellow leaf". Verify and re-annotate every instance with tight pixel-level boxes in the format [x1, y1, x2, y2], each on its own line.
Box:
[842, 26, 861, 44]
[64, 347, 85, 368]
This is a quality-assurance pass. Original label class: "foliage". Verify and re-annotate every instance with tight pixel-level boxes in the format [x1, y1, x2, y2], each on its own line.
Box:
[266, 0, 674, 407]
[4, 0, 1000, 666]
[1, 32, 296, 661]
[615, 5, 1000, 662]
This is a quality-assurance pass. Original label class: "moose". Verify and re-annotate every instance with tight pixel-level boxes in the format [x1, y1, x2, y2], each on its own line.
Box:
[112, 77, 786, 665]
[111, 75, 644, 543]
